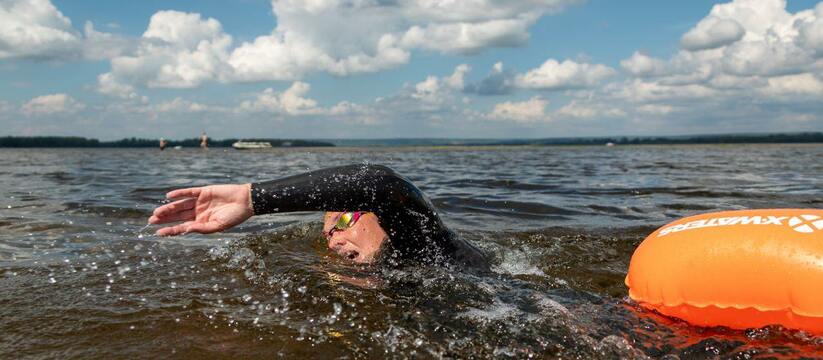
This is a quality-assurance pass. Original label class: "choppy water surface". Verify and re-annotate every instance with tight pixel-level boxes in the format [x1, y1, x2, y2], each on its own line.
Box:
[1, 145, 822, 359]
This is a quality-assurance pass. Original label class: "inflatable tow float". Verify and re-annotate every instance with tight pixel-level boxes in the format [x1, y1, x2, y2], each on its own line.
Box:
[626, 209, 823, 334]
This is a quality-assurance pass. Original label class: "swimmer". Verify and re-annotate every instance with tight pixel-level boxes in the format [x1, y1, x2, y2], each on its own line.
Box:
[148, 164, 488, 270]
[200, 132, 208, 149]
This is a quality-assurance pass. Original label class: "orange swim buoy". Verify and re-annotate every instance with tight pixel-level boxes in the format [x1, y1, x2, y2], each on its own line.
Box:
[626, 209, 823, 334]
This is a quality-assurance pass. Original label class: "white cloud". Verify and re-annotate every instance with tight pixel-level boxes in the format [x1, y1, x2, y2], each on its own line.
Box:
[97, 72, 140, 99]
[0, 0, 130, 61]
[516, 59, 615, 90]
[94, 0, 580, 87]
[721, 39, 814, 76]
[612, 0, 823, 108]
[445, 64, 472, 89]
[98, 10, 232, 91]
[239, 82, 322, 115]
[635, 104, 675, 115]
[760, 73, 823, 97]
[404, 64, 474, 104]
[798, 3, 823, 56]
[620, 52, 669, 78]
[82, 21, 134, 60]
[154, 97, 225, 113]
[0, 0, 81, 59]
[488, 97, 548, 122]
[412, 76, 442, 101]
[680, 16, 745, 51]
[464, 62, 516, 95]
[554, 100, 626, 119]
[399, 17, 532, 54]
[21, 94, 85, 116]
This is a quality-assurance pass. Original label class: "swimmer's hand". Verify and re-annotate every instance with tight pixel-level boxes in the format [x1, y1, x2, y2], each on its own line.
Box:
[148, 184, 253, 236]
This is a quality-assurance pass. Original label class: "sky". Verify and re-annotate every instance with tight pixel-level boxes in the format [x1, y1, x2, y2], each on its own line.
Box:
[0, 0, 821, 140]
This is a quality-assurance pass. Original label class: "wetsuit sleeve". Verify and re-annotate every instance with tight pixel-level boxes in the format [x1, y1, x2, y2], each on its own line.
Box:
[250, 164, 487, 269]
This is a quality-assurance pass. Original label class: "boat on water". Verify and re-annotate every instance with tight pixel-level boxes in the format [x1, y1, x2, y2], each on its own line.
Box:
[232, 141, 272, 150]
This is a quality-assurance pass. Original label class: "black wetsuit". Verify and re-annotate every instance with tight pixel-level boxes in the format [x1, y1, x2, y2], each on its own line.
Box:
[250, 164, 488, 270]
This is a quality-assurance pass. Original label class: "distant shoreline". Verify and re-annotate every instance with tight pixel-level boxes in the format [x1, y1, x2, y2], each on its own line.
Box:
[0, 137, 335, 148]
[0, 132, 821, 148]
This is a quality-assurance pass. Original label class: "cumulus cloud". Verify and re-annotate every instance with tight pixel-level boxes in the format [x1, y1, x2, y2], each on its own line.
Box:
[464, 62, 516, 95]
[226, 0, 570, 80]
[612, 0, 823, 109]
[399, 17, 532, 54]
[398, 64, 474, 104]
[0, 0, 130, 60]
[153, 97, 226, 113]
[680, 17, 745, 51]
[21, 94, 85, 116]
[515, 59, 615, 90]
[445, 64, 472, 89]
[82, 22, 135, 60]
[239, 82, 322, 115]
[0, 0, 81, 59]
[488, 97, 548, 122]
[97, 10, 232, 93]
[95, 0, 580, 88]
[514, 0, 822, 135]
[554, 100, 626, 119]
[620, 52, 670, 78]
[798, 3, 823, 56]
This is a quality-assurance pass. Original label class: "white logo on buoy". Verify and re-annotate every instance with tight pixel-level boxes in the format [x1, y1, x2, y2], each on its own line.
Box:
[789, 215, 823, 233]
[657, 214, 823, 237]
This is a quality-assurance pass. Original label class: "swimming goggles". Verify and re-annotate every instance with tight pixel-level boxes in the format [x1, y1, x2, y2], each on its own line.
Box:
[327, 211, 368, 237]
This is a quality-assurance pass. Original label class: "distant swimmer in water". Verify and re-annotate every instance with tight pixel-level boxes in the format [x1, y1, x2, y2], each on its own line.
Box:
[200, 132, 208, 149]
[148, 164, 489, 270]
[159, 138, 167, 151]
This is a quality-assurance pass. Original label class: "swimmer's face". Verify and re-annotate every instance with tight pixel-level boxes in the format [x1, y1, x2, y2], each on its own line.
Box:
[323, 212, 387, 263]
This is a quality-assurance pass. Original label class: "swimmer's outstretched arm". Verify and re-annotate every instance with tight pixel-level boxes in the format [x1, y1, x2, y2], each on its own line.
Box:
[149, 164, 443, 238]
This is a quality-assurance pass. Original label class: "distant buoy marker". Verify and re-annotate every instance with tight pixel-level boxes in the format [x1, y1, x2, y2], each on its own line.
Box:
[626, 209, 823, 334]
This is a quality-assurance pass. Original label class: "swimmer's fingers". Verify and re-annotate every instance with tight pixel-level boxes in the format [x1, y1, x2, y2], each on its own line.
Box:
[155, 221, 222, 236]
[166, 187, 203, 200]
[155, 222, 194, 236]
[149, 209, 195, 225]
[184, 222, 224, 234]
[150, 198, 197, 222]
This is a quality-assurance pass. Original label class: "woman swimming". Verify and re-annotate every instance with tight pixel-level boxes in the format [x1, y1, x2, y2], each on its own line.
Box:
[149, 164, 488, 270]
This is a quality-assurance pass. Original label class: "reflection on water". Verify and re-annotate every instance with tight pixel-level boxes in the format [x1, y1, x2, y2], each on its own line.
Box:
[1, 145, 822, 358]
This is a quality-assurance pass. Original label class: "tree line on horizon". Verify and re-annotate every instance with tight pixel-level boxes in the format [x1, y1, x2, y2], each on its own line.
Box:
[0, 133, 821, 147]
[0, 137, 335, 148]
[520, 132, 823, 146]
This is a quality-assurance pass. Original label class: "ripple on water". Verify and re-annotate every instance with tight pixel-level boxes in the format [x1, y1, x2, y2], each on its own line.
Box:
[2, 146, 823, 358]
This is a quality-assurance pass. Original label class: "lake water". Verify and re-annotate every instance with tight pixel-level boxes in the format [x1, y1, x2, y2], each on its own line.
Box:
[1, 145, 822, 358]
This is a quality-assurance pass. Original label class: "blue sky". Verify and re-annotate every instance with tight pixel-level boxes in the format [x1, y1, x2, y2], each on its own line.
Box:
[1, 0, 821, 140]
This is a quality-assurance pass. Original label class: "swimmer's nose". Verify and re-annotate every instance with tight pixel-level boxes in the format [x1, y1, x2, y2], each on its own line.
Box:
[327, 234, 346, 250]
